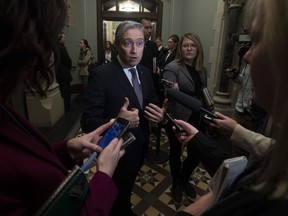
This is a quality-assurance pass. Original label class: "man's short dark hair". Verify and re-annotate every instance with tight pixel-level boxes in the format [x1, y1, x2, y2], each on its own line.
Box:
[115, 21, 144, 47]
[139, 17, 151, 23]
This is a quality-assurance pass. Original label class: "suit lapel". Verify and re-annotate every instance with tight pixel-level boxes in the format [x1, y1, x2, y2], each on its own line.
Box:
[112, 62, 143, 109]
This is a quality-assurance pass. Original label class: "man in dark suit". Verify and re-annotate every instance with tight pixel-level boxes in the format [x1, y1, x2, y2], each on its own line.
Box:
[155, 36, 168, 66]
[139, 17, 159, 73]
[55, 32, 73, 113]
[139, 17, 160, 98]
[80, 21, 165, 216]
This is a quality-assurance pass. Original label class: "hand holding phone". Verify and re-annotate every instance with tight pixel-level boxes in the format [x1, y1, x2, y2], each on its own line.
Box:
[201, 110, 221, 123]
[97, 117, 130, 149]
[165, 113, 184, 132]
[81, 117, 130, 172]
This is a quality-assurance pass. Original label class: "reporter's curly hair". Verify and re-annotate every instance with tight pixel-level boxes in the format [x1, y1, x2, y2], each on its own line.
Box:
[0, 0, 67, 103]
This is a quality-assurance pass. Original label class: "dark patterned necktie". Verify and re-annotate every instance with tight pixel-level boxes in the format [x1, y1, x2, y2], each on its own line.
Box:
[129, 68, 143, 107]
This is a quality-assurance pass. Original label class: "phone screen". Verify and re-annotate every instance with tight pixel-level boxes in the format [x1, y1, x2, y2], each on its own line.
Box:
[98, 118, 130, 149]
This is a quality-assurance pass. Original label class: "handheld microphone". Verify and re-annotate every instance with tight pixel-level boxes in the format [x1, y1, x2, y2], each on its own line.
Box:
[165, 89, 220, 120]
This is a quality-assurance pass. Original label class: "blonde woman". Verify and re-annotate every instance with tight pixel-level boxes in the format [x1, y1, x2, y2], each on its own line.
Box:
[163, 33, 209, 202]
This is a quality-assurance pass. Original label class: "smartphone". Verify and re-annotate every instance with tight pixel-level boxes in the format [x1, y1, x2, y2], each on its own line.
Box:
[81, 117, 130, 172]
[161, 79, 174, 88]
[97, 117, 130, 149]
[121, 132, 136, 150]
[202, 113, 214, 123]
[202, 111, 222, 124]
[165, 113, 184, 132]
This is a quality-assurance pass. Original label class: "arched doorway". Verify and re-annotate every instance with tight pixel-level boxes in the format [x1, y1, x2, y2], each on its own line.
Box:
[97, 0, 163, 63]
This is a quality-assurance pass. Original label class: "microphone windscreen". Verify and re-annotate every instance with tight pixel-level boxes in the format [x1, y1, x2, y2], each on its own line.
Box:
[166, 89, 202, 112]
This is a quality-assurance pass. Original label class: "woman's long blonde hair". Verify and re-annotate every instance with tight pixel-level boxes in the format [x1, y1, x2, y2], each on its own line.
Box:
[250, 0, 288, 196]
[174, 33, 204, 71]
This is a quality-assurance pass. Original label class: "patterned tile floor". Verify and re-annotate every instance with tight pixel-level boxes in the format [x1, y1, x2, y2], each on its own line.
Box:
[81, 126, 211, 216]
[131, 128, 211, 216]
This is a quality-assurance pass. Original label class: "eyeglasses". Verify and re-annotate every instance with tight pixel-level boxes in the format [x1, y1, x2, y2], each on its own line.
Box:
[182, 44, 196, 49]
[122, 39, 144, 48]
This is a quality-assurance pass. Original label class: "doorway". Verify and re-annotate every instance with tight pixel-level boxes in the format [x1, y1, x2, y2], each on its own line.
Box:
[97, 0, 163, 63]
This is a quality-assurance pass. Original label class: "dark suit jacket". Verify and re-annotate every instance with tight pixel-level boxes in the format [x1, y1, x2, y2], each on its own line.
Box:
[139, 40, 159, 73]
[55, 43, 72, 83]
[157, 46, 168, 65]
[163, 49, 177, 67]
[80, 60, 159, 214]
[0, 105, 117, 215]
[81, 60, 159, 171]
[158, 49, 177, 78]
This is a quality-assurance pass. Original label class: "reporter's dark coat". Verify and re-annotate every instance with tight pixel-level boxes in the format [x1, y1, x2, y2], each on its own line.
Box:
[80, 59, 159, 214]
[0, 105, 117, 216]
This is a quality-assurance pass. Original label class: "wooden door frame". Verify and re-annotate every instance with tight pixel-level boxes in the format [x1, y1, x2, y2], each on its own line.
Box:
[97, 0, 163, 63]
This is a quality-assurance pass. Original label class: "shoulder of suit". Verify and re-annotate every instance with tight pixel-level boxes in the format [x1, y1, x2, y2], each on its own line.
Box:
[165, 61, 177, 68]
[146, 40, 157, 48]
[137, 64, 149, 72]
[90, 62, 117, 74]
[147, 40, 156, 45]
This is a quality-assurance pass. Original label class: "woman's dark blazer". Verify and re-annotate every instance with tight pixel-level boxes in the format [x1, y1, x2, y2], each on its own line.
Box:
[163, 61, 207, 121]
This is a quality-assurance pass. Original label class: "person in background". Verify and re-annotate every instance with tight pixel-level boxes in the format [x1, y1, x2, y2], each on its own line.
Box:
[139, 17, 160, 98]
[155, 36, 168, 105]
[0, 0, 125, 215]
[55, 32, 73, 113]
[227, 45, 268, 134]
[157, 34, 179, 104]
[103, 40, 117, 64]
[78, 39, 92, 88]
[139, 17, 159, 74]
[155, 36, 167, 63]
[175, 0, 288, 215]
[158, 34, 179, 72]
[80, 20, 165, 216]
[163, 33, 208, 202]
[227, 62, 253, 130]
